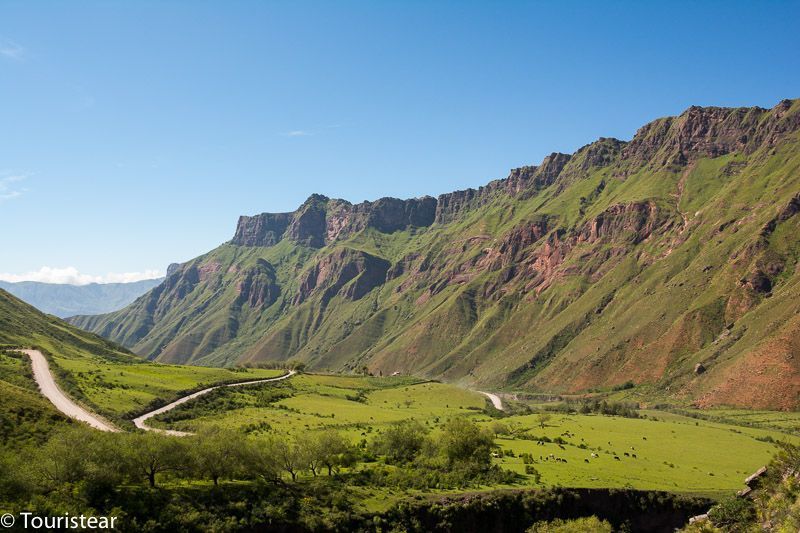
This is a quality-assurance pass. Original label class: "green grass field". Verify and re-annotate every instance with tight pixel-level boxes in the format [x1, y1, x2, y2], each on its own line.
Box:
[145, 373, 796, 496]
[51, 353, 284, 418]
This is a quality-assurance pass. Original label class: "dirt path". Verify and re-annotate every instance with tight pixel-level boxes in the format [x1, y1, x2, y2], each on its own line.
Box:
[23, 349, 119, 432]
[132, 370, 297, 436]
[478, 390, 504, 410]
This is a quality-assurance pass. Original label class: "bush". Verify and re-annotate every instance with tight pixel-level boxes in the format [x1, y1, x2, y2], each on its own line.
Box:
[707, 496, 755, 530]
[372, 420, 429, 464]
[527, 516, 613, 532]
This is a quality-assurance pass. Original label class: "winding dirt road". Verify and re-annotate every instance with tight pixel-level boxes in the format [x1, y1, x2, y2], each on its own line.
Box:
[132, 370, 297, 436]
[23, 347, 295, 435]
[23, 349, 119, 432]
[478, 390, 504, 410]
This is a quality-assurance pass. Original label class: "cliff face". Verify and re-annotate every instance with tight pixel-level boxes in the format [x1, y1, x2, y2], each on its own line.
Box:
[622, 99, 800, 166]
[232, 213, 293, 247]
[70, 99, 800, 409]
[232, 194, 437, 248]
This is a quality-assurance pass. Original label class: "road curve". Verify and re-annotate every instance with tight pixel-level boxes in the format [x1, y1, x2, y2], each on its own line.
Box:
[478, 390, 504, 411]
[22, 349, 119, 432]
[133, 370, 297, 436]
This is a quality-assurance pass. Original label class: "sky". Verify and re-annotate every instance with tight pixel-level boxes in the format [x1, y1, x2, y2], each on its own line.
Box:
[1, 1, 799, 284]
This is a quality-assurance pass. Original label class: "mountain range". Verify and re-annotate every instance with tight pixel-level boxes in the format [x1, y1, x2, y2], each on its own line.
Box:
[69, 99, 800, 410]
[0, 279, 163, 318]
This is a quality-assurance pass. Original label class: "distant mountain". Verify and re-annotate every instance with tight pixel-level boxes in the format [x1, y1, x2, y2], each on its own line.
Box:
[70, 99, 800, 409]
[0, 279, 163, 318]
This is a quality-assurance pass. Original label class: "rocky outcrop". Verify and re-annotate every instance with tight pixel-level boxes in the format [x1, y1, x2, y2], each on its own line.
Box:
[286, 194, 329, 247]
[353, 196, 437, 233]
[235, 260, 280, 309]
[479, 217, 550, 271]
[577, 200, 667, 245]
[231, 212, 293, 247]
[233, 195, 437, 248]
[472, 201, 671, 295]
[295, 248, 390, 305]
[435, 153, 573, 224]
[623, 100, 800, 167]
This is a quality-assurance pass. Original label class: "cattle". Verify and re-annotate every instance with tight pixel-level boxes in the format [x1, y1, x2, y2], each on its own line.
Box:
[614, 456, 621, 461]
[584, 459, 590, 463]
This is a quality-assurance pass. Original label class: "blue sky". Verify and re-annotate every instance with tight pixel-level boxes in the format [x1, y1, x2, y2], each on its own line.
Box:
[1, 1, 798, 283]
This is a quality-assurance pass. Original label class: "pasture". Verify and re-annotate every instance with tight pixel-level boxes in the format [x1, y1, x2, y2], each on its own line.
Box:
[145, 373, 796, 495]
[51, 353, 284, 418]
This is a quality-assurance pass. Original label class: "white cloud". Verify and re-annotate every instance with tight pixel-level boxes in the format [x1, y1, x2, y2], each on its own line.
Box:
[282, 124, 342, 138]
[0, 174, 28, 201]
[0, 40, 24, 61]
[0, 267, 164, 285]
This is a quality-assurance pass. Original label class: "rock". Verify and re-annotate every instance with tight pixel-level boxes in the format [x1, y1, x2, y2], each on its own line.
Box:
[622, 100, 800, 167]
[232, 194, 437, 248]
[434, 153, 571, 223]
[231, 212, 293, 247]
[295, 248, 390, 305]
[235, 259, 280, 309]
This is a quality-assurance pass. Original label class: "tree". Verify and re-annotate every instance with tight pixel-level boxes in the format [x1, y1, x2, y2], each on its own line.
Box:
[273, 436, 304, 481]
[190, 426, 247, 485]
[373, 420, 429, 464]
[299, 436, 324, 477]
[490, 421, 510, 438]
[315, 430, 355, 476]
[537, 412, 552, 430]
[438, 417, 494, 468]
[121, 432, 186, 488]
[247, 436, 281, 483]
[29, 426, 91, 487]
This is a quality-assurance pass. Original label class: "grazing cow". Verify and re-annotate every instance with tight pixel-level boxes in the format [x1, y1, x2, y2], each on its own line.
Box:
[624, 452, 630, 457]
[584, 459, 590, 463]
[614, 456, 621, 461]
[591, 453, 599, 458]
[643, 437, 647, 440]
[632, 454, 637, 458]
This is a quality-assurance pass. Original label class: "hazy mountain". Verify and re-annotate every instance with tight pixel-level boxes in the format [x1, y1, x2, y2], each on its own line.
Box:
[0, 279, 163, 318]
[70, 99, 800, 409]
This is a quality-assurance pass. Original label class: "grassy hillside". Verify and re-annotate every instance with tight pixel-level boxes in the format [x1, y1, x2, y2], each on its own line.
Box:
[0, 288, 283, 422]
[70, 99, 800, 409]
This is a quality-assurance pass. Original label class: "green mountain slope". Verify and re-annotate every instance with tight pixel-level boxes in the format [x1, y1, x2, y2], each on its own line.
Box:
[0, 288, 138, 444]
[70, 99, 800, 409]
[0, 288, 138, 363]
[0, 278, 163, 318]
